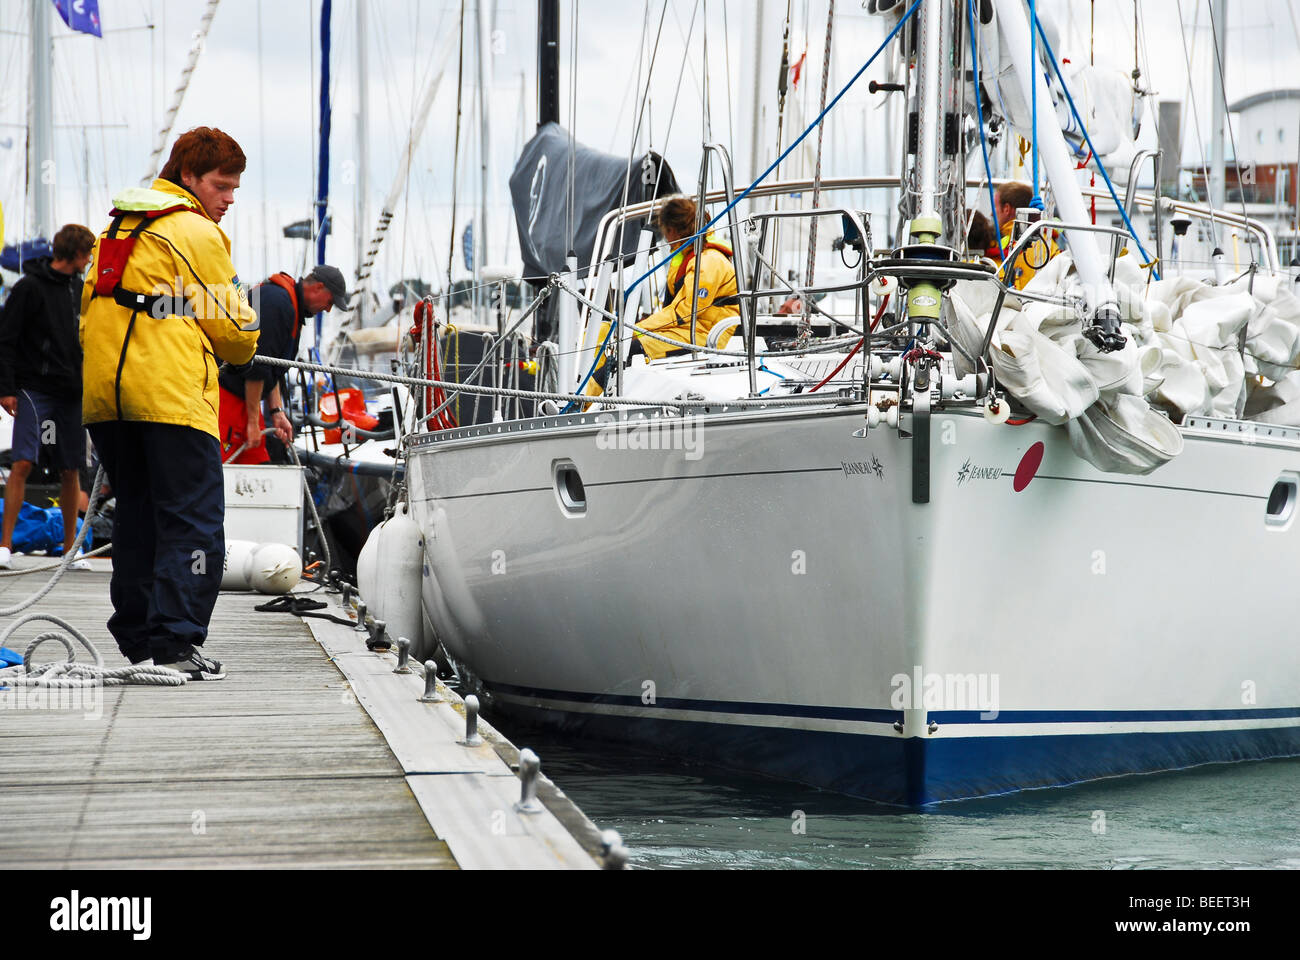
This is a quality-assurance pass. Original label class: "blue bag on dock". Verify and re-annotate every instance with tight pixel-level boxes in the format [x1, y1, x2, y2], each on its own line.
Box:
[0, 500, 92, 553]
[0, 647, 21, 668]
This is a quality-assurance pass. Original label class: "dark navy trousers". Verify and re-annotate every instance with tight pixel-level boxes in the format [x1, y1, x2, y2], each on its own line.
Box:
[87, 421, 225, 664]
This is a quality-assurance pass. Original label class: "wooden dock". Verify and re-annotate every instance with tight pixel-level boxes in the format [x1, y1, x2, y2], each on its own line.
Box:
[0, 563, 602, 869]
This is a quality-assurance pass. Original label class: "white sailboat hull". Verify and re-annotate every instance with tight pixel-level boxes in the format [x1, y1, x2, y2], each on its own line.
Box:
[406, 406, 1300, 804]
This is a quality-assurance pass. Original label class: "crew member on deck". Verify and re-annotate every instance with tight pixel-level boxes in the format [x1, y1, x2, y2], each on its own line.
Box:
[218, 264, 348, 464]
[584, 196, 740, 398]
[994, 181, 1058, 290]
[635, 195, 740, 359]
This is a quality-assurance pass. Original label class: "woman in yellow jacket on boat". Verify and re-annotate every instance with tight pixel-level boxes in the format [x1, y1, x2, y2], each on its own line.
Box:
[80, 127, 259, 681]
[634, 196, 739, 359]
[583, 196, 739, 397]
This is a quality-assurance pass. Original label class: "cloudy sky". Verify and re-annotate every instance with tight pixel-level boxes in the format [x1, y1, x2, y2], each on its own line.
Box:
[1, 0, 1298, 296]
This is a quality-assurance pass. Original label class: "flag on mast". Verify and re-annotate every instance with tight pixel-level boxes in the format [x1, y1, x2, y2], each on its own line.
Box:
[52, 0, 103, 38]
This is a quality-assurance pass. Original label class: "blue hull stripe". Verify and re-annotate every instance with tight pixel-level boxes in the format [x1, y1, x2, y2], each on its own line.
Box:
[492, 693, 1300, 806]
[487, 681, 1300, 726]
[487, 681, 903, 724]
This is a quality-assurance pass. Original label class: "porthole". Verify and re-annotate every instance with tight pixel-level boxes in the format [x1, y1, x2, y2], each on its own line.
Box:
[553, 460, 587, 516]
[1265, 474, 1298, 529]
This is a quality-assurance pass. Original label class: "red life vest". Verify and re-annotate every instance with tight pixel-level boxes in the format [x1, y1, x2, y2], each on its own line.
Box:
[92, 204, 193, 299]
[264, 272, 302, 337]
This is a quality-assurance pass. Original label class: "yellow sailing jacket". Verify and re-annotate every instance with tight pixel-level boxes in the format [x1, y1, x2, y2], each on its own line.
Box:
[639, 240, 739, 360]
[999, 221, 1059, 291]
[80, 179, 259, 439]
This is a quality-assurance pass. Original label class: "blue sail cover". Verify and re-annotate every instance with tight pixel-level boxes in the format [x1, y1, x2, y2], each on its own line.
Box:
[0, 239, 52, 273]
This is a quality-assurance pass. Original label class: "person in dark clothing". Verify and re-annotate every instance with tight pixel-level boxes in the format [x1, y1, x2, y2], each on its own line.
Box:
[217, 264, 348, 464]
[0, 223, 96, 570]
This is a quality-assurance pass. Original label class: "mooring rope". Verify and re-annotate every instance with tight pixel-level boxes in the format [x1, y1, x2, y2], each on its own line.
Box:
[0, 617, 186, 687]
[0, 543, 113, 578]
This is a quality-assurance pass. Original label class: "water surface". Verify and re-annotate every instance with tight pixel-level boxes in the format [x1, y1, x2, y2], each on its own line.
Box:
[490, 714, 1300, 870]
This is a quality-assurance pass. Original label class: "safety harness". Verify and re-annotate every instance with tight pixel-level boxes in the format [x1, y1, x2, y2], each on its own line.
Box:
[90, 202, 198, 419]
[92, 204, 195, 316]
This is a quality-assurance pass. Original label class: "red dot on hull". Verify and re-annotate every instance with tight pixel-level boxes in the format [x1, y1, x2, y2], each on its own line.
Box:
[1013, 441, 1045, 492]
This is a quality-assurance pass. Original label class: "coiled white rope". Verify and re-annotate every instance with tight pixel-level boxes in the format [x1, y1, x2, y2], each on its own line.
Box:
[0, 616, 186, 687]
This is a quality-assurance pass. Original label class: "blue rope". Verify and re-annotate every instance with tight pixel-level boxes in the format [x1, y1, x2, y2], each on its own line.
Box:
[1030, 11, 1159, 279]
[562, 0, 925, 412]
[755, 362, 785, 396]
[1029, 0, 1042, 210]
[966, 0, 1003, 260]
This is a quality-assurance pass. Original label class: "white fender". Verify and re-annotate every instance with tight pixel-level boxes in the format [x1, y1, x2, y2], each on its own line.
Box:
[250, 543, 303, 595]
[222, 539, 259, 591]
[355, 503, 427, 658]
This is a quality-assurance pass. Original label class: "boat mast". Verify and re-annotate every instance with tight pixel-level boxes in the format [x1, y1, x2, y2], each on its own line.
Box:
[912, 0, 947, 232]
[538, 0, 559, 127]
[903, 0, 959, 331]
[538, 0, 574, 376]
[258, 2, 268, 278]
[28, 0, 54, 242]
[476, 0, 493, 314]
[1208, 0, 1227, 213]
[316, 0, 333, 338]
[356, 0, 369, 329]
[747, 0, 766, 188]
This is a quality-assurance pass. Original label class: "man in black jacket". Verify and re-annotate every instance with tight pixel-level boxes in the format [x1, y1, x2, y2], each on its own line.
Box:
[0, 223, 96, 569]
[217, 264, 347, 464]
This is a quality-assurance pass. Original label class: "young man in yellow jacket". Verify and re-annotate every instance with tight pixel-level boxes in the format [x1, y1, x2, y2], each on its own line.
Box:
[81, 127, 259, 681]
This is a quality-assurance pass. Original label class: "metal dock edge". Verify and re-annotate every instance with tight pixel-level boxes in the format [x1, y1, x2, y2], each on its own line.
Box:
[305, 602, 603, 870]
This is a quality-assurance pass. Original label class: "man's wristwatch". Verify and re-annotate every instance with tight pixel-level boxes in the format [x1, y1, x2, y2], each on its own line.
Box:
[269, 407, 284, 416]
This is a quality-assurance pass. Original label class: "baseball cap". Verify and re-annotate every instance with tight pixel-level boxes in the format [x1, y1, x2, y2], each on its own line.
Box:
[308, 264, 351, 310]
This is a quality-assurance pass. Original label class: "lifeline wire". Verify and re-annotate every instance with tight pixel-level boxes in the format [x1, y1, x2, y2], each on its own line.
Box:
[253, 353, 857, 410]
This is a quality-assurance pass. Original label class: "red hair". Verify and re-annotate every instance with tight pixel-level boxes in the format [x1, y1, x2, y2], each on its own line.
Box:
[159, 127, 246, 182]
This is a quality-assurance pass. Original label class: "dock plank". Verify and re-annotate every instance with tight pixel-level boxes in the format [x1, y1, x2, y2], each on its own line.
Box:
[0, 570, 455, 869]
